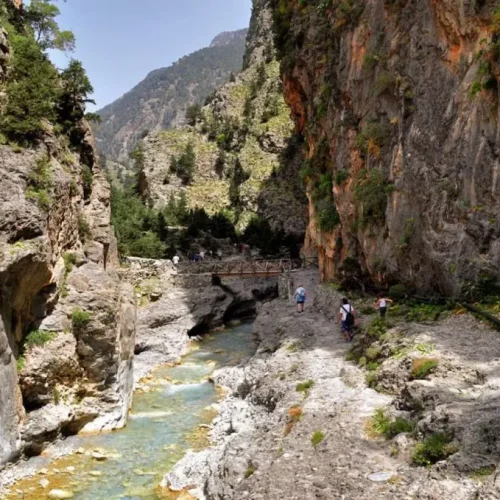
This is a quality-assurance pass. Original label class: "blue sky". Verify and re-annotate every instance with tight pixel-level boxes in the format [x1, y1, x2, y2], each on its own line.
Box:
[50, 0, 252, 110]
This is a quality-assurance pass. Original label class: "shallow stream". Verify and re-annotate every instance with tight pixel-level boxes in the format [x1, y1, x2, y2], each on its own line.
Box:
[2, 322, 255, 500]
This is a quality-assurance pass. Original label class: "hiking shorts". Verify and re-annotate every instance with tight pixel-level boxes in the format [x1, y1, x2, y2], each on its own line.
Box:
[379, 307, 387, 318]
[341, 320, 351, 332]
[296, 299, 305, 304]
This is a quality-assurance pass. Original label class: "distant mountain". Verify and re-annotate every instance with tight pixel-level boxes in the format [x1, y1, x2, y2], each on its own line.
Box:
[210, 28, 248, 47]
[94, 29, 248, 163]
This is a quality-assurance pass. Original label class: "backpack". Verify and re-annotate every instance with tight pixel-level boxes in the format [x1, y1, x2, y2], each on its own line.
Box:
[298, 287, 305, 298]
[342, 305, 355, 327]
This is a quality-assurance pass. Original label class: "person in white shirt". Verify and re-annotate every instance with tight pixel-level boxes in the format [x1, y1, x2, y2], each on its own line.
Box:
[337, 298, 356, 342]
[373, 295, 393, 318]
[172, 255, 180, 267]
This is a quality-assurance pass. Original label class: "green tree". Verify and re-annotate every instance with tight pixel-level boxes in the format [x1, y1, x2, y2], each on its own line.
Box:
[186, 103, 202, 126]
[170, 143, 196, 185]
[26, 0, 75, 52]
[57, 59, 95, 144]
[0, 34, 59, 141]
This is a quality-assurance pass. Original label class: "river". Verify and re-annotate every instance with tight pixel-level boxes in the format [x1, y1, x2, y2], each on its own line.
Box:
[2, 322, 256, 500]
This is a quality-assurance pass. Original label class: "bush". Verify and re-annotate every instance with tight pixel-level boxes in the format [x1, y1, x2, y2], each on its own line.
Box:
[63, 252, 77, 274]
[296, 380, 314, 393]
[311, 431, 325, 447]
[25, 155, 53, 210]
[370, 408, 415, 439]
[366, 317, 388, 340]
[71, 308, 92, 329]
[186, 103, 203, 126]
[411, 358, 439, 380]
[412, 433, 458, 466]
[354, 168, 393, 227]
[16, 356, 25, 372]
[78, 214, 90, 242]
[406, 304, 445, 323]
[81, 164, 93, 199]
[170, 143, 196, 185]
[244, 465, 256, 478]
[366, 345, 382, 361]
[389, 284, 408, 299]
[24, 330, 57, 348]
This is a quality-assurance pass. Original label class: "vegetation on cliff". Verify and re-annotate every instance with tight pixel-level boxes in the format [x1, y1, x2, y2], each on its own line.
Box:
[0, 0, 97, 149]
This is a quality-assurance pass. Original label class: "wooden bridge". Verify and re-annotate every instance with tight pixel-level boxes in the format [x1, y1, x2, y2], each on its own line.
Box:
[177, 258, 317, 278]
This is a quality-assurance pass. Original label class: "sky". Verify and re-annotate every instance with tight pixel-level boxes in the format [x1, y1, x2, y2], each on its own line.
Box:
[50, 0, 252, 111]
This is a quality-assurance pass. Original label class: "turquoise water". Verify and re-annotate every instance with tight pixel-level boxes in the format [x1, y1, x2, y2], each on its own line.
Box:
[5, 322, 255, 500]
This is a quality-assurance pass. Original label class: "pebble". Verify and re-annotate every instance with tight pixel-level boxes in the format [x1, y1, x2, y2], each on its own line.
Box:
[75, 448, 85, 455]
[39, 478, 50, 489]
[89, 471, 102, 477]
[39, 468, 49, 475]
[48, 489, 74, 499]
[91, 452, 107, 461]
[65, 466, 76, 473]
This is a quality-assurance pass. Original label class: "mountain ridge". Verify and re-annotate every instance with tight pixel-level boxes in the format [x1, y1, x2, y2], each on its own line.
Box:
[95, 28, 248, 163]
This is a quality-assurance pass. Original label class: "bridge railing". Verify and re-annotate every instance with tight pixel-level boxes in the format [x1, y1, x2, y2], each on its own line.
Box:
[177, 257, 318, 276]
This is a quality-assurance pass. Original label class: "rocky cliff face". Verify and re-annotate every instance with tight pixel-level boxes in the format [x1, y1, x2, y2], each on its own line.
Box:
[271, 0, 500, 295]
[140, 0, 308, 237]
[94, 30, 247, 164]
[0, 14, 136, 464]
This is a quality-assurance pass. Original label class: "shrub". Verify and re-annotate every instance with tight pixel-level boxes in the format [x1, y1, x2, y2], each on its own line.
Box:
[366, 345, 382, 360]
[374, 71, 397, 96]
[71, 308, 92, 329]
[78, 214, 90, 242]
[335, 170, 349, 185]
[366, 317, 388, 340]
[316, 198, 340, 231]
[366, 361, 380, 371]
[63, 252, 77, 274]
[284, 405, 303, 436]
[411, 358, 439, 380]
[406, 303, 446, 323]
[170, 143, 196, 185]
[370, 408, 415, 439]
[81, 164, 93, 199]
[186, 103, 203, 126]
[24, 329, 57, 348]
[296, 380, 314, 393]
[25, 156, 53, 210]
[389, 284, 408, 299]
[244, 465, 256, 478]
[365, 372, 377, 387]
[412, 433, 458, 466]
[354, 169, 393, 227]
[311, 431, 325, 447]
[16, 356, 25, 372]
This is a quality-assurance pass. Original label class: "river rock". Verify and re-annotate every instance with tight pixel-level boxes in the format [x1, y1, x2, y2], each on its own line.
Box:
[91, 452, 107, 461]
[48, 489, 74, 499]
[39, 478, 50, 488]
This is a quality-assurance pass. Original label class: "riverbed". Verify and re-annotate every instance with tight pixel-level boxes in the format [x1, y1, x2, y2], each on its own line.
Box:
[1, 322, 255, 500]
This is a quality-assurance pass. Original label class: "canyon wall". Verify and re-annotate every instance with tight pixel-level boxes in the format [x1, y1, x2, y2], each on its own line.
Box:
[0, 5, 136, 466]
[271, 0, 500, 294]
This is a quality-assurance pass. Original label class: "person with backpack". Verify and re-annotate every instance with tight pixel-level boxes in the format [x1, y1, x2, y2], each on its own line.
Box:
[294, 285, 307, 313]
[373, 294, 393, 318]
[337, 297, 356, 342]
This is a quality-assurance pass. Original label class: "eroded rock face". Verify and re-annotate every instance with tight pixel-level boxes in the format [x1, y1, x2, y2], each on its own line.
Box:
[0, 136, 136, 466]
[140, 0, 307, 237]
[272, 0, 500, 294]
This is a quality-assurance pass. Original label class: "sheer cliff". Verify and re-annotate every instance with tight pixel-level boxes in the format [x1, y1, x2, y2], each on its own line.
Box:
[0, 1, 136, 468]
[139, 0, 308, 239]
[94, 30, 248, 164]
[271, 0, 500, 295]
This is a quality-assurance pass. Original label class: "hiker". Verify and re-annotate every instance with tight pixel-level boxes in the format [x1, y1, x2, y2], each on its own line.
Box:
[217, 249, 222, 260]
[337, 297, 356, 342]
[294, 285, 307, 313]
[172, 254, 180, 267]
[373, 294, 394, 318]
[200, 250, 205, 261]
